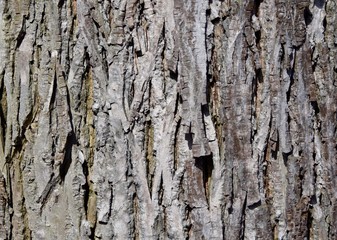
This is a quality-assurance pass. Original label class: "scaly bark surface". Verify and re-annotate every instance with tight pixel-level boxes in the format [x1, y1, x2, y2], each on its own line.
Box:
[0, 0, 337, 239]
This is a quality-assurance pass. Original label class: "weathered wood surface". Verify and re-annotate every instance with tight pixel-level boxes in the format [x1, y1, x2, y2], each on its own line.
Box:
[0, 0, 336, 239]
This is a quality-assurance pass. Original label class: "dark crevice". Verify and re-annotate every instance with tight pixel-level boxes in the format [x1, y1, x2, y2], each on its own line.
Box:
[108, 187, 113, 220]
[310, 100, 320, 116]
[82, 160, 89, 216]
[255, 68, 263, 83]
[306, 208, 313, 239]
[282, 150, 293, 167]
[185, 123, 193, 150]
[89, 223, 96, 240]
[58, 0, 65, 8]
[271, 132, 279, 160]
[251, 70, 258, 144]
[16, 17, 26, 49]
[22, 196, 31, 239]
[136, 49, 142, 58]
[195, 154, 214, 208]
[286, 68, 295, 102]
[309, 195, 317, 205]
[37, 172, 60, 209]
[304, 7, 313, 26]
[206, 9, 211, 17]
[59, 131, 76, 182]
[311, 48, 317, 72]
[201, 104, 210, 118]
[255, 30, 261, 48]
[322, 17, 327, 32]
[137, 2, 145, 24]
[65, 77, 77, 134]
[173, 118, 181, 172]
[211, 17, 220, 25]
[201, 104, 210, 138]
[40, 3, 46, 27]
[49, 72, 58, 125]
[11, 120, 25, 158]
[293, 44, 302, 52]
[128, 79, 135, 108]
[160, 21, 166, 54]
[0, 79, 7, 152]
[126, 139, 133, 175]
[313, 163, 318, 194]
[169, 54, 179, 81]
[327, 216, 331, 239]
[206, 56, 212, 106]
[297, 165, 305, 198]
[239, 193, 247, 240]
[173, 93, 180, 117]
[92, 18, 100, 30]
[280, 43, 285, 63]
[314, 0, 325, 9]
[263, 141, 270, 204]
[254, 0, 263, 17]
[299, 166, 305, 181]
[248, 199, 261, 210]
[122, 62, 128, 122]
[158, 173, 164, 206]
[169, 70, 178, 80]
[51, 138, 57, 162]
[20, 109, 34, 144]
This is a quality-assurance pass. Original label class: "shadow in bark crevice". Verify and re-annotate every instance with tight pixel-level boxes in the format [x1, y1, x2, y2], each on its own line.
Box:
[282, 150, 293, 167]
[314, 0, 325, 9]
[254, 0, 263, 17]
[248, 199, 261, 210]
[59, 131, 77, 182]
[185, 132, 193, 150]
[304, 7, 313, 26]
[195, 154, 214, 207]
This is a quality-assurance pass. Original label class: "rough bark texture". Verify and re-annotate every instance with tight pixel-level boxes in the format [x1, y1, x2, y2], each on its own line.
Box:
[0, 0, 337, 239]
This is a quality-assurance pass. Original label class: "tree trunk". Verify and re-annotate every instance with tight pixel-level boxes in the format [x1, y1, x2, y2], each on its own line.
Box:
[0, 0, 336, 239]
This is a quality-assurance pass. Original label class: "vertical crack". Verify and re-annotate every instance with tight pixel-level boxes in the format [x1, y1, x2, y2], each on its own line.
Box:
[239, 193, 247, 240]
[228, 167, 234, 214]
[304, 7, 313, 26]
[82, 54, 97, 237]
[158, 173, 164, 206]
[0, 71, 7, 155]
[173, 118, 181, 172]
[195, 154, 214, 208]
[253, 0, 263, 17]
[59, 131, 76, 182]
[306, 204, 313, 239]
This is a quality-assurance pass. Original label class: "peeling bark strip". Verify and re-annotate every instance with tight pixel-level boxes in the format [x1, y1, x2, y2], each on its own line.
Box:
[0, 0, 336, 239]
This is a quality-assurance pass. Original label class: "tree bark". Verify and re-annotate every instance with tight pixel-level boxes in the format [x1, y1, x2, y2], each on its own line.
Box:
[0, 0, 336, 239]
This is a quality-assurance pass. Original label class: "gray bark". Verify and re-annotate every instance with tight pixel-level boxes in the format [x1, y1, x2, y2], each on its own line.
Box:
[0, 0, 337, 239]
